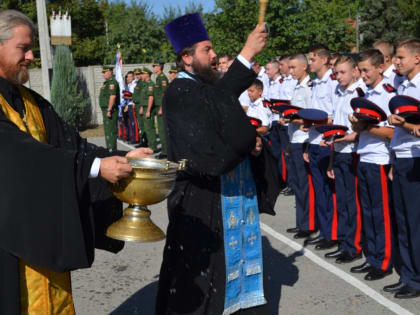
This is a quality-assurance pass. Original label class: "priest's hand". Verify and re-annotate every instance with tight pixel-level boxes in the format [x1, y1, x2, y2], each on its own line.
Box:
[125, 147, 154, 159]
[251, 137, 263, 156]
[240, 24, 268, 61]
[99, 156, 133, 184]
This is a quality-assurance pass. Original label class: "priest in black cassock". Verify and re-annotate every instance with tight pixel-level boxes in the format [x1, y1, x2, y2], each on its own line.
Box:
[0, 10, 152, 314]
[156, 13, 281, 315]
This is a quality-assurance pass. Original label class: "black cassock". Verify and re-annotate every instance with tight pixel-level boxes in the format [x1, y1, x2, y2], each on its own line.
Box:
[0, 78, 124, 314]
[156, 60, 282, 314]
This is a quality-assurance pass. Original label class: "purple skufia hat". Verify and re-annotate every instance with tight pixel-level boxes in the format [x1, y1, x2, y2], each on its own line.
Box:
[164, 13, 210, 54]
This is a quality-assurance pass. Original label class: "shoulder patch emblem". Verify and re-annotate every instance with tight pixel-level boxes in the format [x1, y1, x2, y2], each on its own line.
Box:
[109, 84, 115, 90]
[162, 81, 167, 87]
[383, 83, 396, 93]
[148, 86, 153, 91]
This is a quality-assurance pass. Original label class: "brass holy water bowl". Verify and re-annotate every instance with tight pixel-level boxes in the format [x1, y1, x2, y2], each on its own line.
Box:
[106, 157, 187, 242]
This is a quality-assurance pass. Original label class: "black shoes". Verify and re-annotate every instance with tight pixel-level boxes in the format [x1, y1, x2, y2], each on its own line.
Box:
[383, 281, 405, 293]
[394, 285, 420, 299]
[335, 252, 362, 264]
[293, 231, 312, 239]
[350, 261, 374, 273]
[280, 187, 294, 196]
[324, 249, 344, 259]
[286, 227, 300, 234]
[364, 268, 392, 281]
[315, 240, 338, 250]
[304, 235, 324, 246]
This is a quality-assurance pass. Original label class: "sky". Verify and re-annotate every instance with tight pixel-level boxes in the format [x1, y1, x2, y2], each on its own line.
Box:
[125, 0, 216, 17]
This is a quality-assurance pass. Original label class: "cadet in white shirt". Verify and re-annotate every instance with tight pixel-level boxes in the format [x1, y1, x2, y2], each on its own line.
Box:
[278, 56, 298, 100]
[349, 49, 395, 281]
[285, 53, 316, 239]
[385, 38, 420, 299]
[266, 59, 289, 188]
[325, 55, 366, 264]
[246, 79, 272, 135]
[374, 40, 405, 89]
[304, 45, 339, 250]
[252, 60, 270, 98]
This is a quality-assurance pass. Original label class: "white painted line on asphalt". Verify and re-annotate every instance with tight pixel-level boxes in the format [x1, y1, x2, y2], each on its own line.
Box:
[260, 223, 414, 315]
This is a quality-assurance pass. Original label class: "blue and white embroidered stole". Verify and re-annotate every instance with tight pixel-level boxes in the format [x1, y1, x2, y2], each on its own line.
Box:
[221, 158, 266, 315]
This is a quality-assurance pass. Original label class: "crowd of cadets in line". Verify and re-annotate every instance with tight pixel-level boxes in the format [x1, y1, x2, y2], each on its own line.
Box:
[117, 64, 178, 159]
[225, 39, 420, 299]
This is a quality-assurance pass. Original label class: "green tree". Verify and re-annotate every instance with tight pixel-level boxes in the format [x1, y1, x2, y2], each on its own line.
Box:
[359, 0, 415, 47]
[50, 45, 88, 128]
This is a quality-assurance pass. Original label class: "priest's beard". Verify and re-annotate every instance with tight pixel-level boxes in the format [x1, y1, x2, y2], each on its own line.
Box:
[0, 60, 30, 85]
[192, 58, 221, 84]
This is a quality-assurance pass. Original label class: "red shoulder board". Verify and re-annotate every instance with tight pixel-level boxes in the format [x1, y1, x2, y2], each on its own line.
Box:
[383, 83, 396, 93]
[356, 87, 365, 97]
[393, 69, 403, 77]
[280, 78, 284, 84]
[330, 73, 337, 80]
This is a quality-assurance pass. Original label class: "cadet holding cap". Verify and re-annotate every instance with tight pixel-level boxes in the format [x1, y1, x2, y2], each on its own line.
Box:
[285, 53, 315, 240]
[323, 55, 366, 265]
[99, 65, 119, 151]
[348, 49, 395, 281]
[384, 38, 420, 299]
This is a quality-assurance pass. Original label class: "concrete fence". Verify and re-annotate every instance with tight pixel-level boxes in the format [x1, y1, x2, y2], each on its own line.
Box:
[26, 63, 174, 126]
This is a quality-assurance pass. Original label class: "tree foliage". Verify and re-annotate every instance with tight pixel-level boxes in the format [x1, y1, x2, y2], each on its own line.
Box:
[2, 0, 419, 67]
[50, 45, 88, 128]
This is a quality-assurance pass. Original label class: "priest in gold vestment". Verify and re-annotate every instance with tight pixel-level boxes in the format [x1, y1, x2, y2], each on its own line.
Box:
[0, 10, 152, 314]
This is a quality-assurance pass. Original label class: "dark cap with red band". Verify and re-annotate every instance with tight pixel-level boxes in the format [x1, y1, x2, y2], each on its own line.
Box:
[389, 95, 420, 124]
[315, 124, 348, 141]
[350, 97, 387, 124]
[270, 99, 291, 113]
[298, 108, 328, 126]
[275, 104, 303, 119]
[249, 116, 262, 128]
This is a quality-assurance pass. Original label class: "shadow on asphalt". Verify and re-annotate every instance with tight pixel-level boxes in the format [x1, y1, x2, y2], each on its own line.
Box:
[262, 236, 300, 315]
[109, 236, 301, 315]
[110, 280, 158, 315]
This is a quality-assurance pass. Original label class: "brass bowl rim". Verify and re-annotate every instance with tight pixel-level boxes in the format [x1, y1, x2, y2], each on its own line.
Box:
[127, 157, 179, 172]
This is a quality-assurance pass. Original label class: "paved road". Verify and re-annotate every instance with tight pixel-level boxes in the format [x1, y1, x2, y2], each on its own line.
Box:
[72, 138, 420, 314]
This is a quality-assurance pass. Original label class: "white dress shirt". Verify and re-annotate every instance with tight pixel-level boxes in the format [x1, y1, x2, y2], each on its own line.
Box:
[278, 75, 298, 101]
[288, 75, 311, 143]
[247, 98, 272, 128]
[391, 71, 420, 158]
[356, 79, 395, 164]
[332, 79, 367, 153]
[308, 69, 339, 144]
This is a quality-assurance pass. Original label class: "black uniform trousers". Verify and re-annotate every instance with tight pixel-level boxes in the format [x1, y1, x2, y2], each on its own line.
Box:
[309, 144, 336, 241]
[289, 142, 316, 232]
[357, 162, 393, 271]
[392, 157, 420, 289]
[333, 152, 362, 255]
[270, 122, 290, 187]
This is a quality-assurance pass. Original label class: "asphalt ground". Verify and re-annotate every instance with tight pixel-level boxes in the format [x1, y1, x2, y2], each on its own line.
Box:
[72, 137, 420, 315]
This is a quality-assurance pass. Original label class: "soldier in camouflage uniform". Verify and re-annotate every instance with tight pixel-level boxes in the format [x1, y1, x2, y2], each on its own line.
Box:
[153, 62, 169, 159]
[138, 67, 157, 151]
[99, 66, 120, 151]
[133, 68, 147, 147]
[168, 65, 178, 82]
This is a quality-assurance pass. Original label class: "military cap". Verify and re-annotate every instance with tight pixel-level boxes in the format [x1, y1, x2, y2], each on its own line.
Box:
[122, 90, 133, 98]
[142, 67, 152, 75]
[169, 65, 178, 73]
[389, 95, 420, 124]
[275, 104, 303, 120]
[152, 61, 165, 67]
[270, 99, 291, 113]
[134, 68, 142, 75]
[298, 108, 328, 126]
[350, 97, 387, 124]
[249, 116, 262, 128]
[102, 66, 114, 73]
[315, 124, 348, 141]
